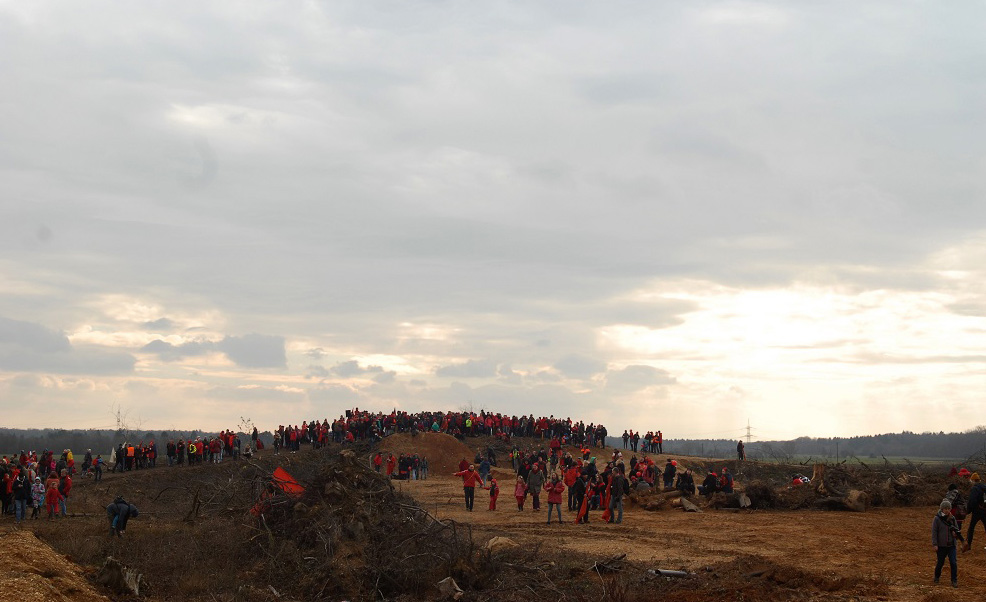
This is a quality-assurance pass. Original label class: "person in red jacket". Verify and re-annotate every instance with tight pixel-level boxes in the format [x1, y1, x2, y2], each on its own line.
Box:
[544, 473, 566, 524]
[564, 465, 579, 510]
[373, 452, 383, 472]
[486, 476, 499, 511]
[45, 482, 63, 519]
[453, 464, 484, 511]
[386, 454, 396, 477]
[514, 475, 528, 511]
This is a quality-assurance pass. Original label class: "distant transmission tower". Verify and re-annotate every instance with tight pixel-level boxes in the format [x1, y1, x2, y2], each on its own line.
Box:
[745, 419, 753, 444]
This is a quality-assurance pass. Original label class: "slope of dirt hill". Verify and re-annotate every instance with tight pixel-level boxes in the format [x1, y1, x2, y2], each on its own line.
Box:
[377, 431, 474, 473]
[0, 529, 110, 602]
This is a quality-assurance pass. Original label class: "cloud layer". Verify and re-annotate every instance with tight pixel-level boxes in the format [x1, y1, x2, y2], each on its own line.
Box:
[2, 2, 986, 438]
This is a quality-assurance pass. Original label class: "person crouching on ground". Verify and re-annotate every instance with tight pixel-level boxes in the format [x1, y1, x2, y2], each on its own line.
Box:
[107, 496, 139, 537]
[933, 500, 960, 587]
[544, 473, 566, 524]
[453, 464, 484, 511]
[514, 475, 528, 511]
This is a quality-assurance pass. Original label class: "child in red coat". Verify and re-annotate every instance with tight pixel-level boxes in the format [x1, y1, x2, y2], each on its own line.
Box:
[514, 475, 528, 511]
[45, 485, 63, 519]
[486, 477, 499, 510]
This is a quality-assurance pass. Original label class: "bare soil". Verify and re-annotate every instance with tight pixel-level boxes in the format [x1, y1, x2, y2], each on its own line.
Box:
[396, 444, 986, 602]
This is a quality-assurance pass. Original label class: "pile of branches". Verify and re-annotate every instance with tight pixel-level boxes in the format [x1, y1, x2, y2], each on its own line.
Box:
[254, 450, 483, 600]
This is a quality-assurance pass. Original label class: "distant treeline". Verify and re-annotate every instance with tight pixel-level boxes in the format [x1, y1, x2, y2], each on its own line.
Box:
[0, 428, 275, 457]
[608, 428, 986, 462]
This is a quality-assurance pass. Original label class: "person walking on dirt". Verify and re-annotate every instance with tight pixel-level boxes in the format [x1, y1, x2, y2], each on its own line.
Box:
[933, 500, 960, 587]
[486, 476, 499, 511]
[962, 474, 986, 552]
[514, 475, 528, 510]
[58, 469, 72, 517]
[544, 474, 566, 524]
[453, 464, 484, 511]
[526, 464, 545, 511]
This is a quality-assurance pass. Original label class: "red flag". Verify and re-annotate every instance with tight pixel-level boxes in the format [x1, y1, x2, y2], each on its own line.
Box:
[272, 467, 305, 498]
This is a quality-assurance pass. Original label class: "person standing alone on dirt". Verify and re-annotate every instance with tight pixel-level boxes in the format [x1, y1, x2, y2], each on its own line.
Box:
[933, 500, 960, 587]
[962, 473, 986, 552]
[453, 464, 484, 511]
[737, 440, 745, 461]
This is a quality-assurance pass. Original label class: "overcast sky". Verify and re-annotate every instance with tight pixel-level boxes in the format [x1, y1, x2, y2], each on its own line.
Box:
[2, 1, 985, 440]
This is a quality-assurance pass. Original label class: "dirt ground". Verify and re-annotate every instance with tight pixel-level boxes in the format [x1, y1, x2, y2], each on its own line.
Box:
[3, 439, 984, 602]
[0, 530, 111, 602]
[395, 465, 986, 602]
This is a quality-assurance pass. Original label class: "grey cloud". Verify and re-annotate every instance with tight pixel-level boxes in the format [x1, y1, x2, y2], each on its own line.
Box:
[141, 340, 211, 361]
[0, 345, 135, 375]
[141, 318, 175, 331]
[435, 359, 498, 378]
[305, 365, 330, 379]
[605, 365, 676, 395]
[142, 334, 286, 368]
[308, 384, 360, 403]
[217, 334, 286, 369]
[206, 385, 302, 402]
[554, 355, 607, 379]
[330, 360, 386, 377]
[372, 371, 396, 384]
[0, 317, 133, 375]
[0, 317, 71, 353]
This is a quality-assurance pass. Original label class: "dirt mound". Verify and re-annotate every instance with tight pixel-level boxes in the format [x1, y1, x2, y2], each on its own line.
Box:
[258, 450, 485, 599]
[646, 554, 890, 601]
[0, 529, 111, 602]
[377, 431, 474, 473]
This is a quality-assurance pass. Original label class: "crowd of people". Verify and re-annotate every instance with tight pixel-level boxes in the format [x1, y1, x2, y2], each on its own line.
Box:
[0, 451, 74, 522]
[0, 427, 262, 522]
[371, 451, 430, 480]
[448, 442, 737, 525]
[272, 408, 627, 450]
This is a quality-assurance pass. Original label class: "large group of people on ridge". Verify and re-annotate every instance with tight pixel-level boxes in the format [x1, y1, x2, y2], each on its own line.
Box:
[272, 408, 624, 451]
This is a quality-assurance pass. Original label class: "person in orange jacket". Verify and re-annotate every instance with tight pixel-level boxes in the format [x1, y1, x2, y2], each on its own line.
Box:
[386, 454, 396, 477]
[544, 473, 566, 524]
[453, 464, 484, 511]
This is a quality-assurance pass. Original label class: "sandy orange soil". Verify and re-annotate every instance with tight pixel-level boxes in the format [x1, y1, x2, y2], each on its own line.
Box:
[394, 469, 986, 601]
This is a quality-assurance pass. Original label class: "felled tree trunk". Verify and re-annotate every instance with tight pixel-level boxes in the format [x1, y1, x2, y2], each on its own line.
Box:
[813, 489, 869, 512]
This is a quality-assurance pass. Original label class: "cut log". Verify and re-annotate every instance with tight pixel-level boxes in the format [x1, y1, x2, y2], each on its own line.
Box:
[679, 497, 703, 513]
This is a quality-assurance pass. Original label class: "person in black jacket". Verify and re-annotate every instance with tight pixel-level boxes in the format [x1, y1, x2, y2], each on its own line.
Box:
[962, 475, 986, 552]
[607, 466, 630, 524]
[107, 496, 138, 537]
[698, 470, 719, 497]
[12, 471, 31, 523]
[572, 473, 588, 523]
